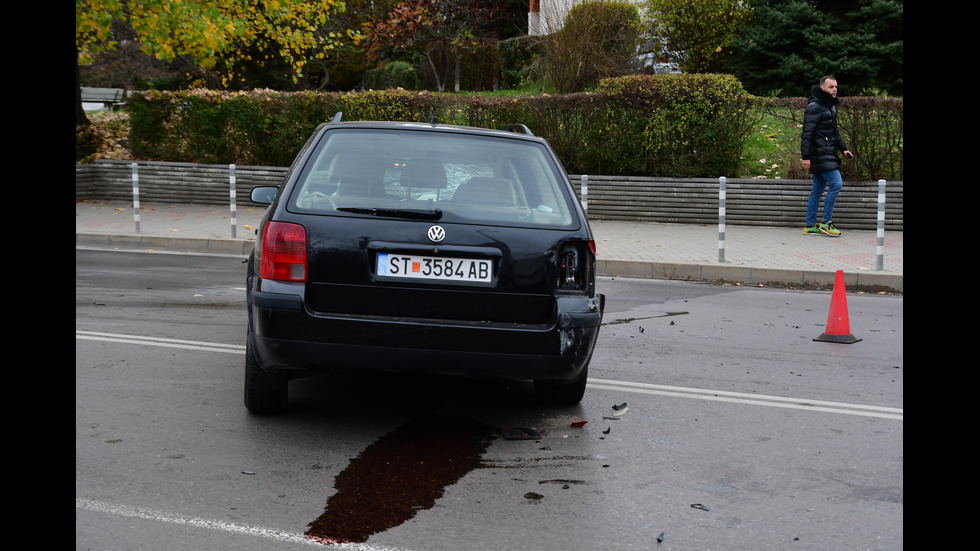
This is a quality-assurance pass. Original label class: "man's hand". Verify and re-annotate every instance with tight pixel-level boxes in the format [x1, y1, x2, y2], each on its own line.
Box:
[801, 159, 810, 170]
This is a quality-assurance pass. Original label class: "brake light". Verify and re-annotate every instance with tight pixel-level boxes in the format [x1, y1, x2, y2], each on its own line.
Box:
[259, 221, 308, 282]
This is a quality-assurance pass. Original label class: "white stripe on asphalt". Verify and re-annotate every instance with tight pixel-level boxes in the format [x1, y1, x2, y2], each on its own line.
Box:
[75, 331, 902, 420]
[589, 378, 903, 420]
[76, 330, 245, 354]
[76, 498, 412, 551]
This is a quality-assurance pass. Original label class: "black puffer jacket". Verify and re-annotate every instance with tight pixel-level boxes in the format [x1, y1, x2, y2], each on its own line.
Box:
[800, 85, 848, 174]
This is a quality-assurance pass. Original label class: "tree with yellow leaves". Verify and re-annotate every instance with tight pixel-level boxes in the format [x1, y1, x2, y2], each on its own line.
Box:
[76, 0, 359, 124]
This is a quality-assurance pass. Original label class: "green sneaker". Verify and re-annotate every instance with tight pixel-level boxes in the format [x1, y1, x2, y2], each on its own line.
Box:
[803, 224, 822, 235]
[819, 222, 841, 237]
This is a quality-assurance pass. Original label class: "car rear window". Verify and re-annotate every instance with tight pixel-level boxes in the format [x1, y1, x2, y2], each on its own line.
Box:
[287, 128, 579, 228]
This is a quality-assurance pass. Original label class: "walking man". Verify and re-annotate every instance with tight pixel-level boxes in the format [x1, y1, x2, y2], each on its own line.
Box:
[801, 76, 853, 236]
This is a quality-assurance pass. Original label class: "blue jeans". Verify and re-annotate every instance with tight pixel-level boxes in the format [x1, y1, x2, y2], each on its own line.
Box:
[806, 169, 842, 226]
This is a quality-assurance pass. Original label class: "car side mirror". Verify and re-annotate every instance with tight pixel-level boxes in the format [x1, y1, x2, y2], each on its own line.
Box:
[250, 186, 279, 205]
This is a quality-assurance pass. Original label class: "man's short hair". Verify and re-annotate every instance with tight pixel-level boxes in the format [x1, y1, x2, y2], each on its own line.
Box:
[820, 75, 837, 85]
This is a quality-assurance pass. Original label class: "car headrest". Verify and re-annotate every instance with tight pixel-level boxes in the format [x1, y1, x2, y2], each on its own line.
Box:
[401, 157, 448, 189]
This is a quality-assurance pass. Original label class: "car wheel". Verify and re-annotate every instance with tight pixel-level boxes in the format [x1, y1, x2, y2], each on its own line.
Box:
[534, 366, 588, 406]
[244, 335, 288, 414]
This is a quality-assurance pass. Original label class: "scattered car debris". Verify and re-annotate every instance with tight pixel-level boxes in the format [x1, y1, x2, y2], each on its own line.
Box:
[602, 427, 611, 434]
[524, 492, 544, 500]
[501, 427, 549, 440]
[691, 503, 710, 511]
[570, 420, 588, 428]
[657, 532, 665, 543]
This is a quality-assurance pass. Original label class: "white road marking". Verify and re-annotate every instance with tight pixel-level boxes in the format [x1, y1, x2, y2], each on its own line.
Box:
[589, 378, 903, 420]
[76, 498, 412, 550]
[76, 330, 245, 354]
[75, 331, 902, 420]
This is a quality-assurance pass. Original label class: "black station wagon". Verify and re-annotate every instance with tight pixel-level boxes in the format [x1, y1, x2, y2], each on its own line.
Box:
[245, 114, 604, 413]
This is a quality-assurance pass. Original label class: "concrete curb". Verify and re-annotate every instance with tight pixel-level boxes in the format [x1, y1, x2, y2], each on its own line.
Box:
[596, 259, 901, 294]
[76, 233, 255, 256]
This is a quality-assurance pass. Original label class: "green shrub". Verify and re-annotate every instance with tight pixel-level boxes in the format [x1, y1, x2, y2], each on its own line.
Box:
[118, 82, 902, 181]
[363, 61, 422, 91]
[497, 36, 542, 90]
[75, 123, 101, 163]
[259, 91, 344, 166]
[127, 91, 177, 161]
[540, 0, 642, 93]
[593, 74, 754, 177]
[129, 89, 338, 165]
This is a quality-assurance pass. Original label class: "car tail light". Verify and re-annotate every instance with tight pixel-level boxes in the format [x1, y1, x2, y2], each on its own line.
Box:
[557, 240, 596, 292]
[260, 221, 308, 282]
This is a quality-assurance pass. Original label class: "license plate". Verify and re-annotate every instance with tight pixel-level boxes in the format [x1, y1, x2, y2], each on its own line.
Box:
[377, 253, 493, 284]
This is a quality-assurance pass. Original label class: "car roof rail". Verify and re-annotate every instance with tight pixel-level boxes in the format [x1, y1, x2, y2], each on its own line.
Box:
[498, 124, 534, 136]
[330, 112, 343, 123]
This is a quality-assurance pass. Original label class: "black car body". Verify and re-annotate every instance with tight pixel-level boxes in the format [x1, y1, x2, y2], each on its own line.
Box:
[245, 115, 604, 413]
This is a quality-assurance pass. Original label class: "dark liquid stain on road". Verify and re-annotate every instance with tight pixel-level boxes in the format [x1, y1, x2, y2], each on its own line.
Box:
[306, 415, 494, 544]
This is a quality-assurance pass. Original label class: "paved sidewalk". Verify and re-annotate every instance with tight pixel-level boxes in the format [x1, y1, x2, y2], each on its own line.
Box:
[75, 199, 903, 293]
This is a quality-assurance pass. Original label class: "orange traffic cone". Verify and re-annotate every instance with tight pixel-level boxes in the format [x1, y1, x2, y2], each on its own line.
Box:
[814, 270, 861, 344]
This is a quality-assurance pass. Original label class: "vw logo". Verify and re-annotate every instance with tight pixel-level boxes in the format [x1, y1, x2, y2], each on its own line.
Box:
[427, 225, 446, 243]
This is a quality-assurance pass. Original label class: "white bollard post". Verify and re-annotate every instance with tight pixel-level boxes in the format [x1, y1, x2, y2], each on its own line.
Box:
[718, 176, 726, 263]
[229, 164, 237, 238]
[131, 163, 140, 233]
[876, 179, 886, 271]
[581, 174, 588, 213]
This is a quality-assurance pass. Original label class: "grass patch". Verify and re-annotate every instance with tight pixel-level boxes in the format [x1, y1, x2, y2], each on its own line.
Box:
[738, 111, 808, 179]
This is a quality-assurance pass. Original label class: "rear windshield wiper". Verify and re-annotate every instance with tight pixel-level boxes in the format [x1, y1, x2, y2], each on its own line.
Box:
[336, 207, 443, 220]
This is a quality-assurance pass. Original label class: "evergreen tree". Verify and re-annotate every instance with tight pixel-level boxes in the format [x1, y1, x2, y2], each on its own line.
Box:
[731, 0, 902, 96]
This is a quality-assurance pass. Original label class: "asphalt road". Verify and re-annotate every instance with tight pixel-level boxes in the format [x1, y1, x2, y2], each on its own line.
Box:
[76, 248, 903, 551]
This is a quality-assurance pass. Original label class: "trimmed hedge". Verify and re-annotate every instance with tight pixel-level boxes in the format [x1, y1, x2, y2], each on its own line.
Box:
[121, 75, 902, 180]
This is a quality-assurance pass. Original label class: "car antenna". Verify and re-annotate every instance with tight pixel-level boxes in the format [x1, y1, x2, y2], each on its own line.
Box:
[331, 112, 343, 123]
[430, 115, 438, 125]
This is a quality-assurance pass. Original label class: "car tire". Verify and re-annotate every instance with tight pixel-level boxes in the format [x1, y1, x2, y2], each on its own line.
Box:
[534, 365, 588, 406]
[244, 334, 288, 414]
